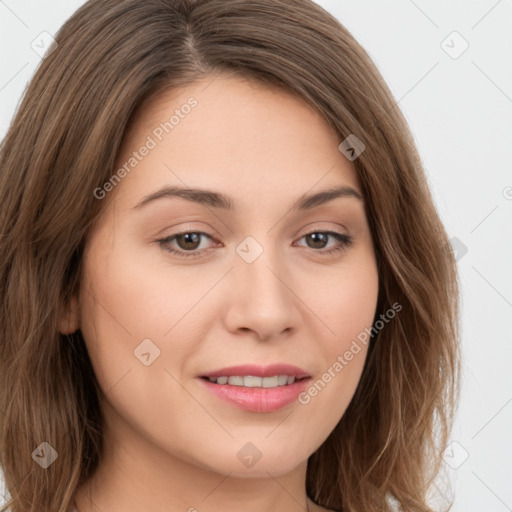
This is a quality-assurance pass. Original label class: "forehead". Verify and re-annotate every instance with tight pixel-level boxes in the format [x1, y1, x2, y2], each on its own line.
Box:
[112, 74, 361, 208]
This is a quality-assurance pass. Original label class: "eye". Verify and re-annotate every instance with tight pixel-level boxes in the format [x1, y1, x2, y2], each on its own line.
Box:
[156, 231, 217, 258]
[295, 230, 353, 255]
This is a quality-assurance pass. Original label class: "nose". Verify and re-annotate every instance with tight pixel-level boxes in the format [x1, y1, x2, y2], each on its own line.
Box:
[223, 247, 302, 341]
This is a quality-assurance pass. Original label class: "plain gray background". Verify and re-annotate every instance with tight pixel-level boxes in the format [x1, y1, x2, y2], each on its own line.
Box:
[1, 1, 511, 511]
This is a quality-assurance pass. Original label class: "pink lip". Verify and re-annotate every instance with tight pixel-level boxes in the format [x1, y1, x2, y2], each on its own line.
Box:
[199, 363, 310, 379]
[197, 376, 311, 412]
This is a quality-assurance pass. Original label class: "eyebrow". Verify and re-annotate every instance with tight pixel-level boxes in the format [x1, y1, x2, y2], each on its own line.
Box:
[130, 184, 362, 212]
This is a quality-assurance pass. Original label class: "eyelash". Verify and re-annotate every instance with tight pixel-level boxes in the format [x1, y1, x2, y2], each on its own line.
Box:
[156, 229, 353, 259]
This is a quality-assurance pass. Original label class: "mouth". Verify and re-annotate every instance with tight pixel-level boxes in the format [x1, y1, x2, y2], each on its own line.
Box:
[199, 374, 309, 388]
[197, 364, 312, 412]
[198, 363, 311, 386]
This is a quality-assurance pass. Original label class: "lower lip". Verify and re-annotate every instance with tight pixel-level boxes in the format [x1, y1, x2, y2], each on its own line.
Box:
[197, 377, 311, 412]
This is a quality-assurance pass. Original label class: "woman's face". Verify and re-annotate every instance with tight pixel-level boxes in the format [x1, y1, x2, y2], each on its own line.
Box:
[70, 74, 379, 478]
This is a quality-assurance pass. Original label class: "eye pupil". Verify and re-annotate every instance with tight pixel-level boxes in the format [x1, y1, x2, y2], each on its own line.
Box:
[177, 233, 201, 250]
[307, 232, 328, 249]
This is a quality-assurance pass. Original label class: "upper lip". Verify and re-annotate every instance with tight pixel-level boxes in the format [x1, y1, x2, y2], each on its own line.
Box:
[199, 364, 311, 379]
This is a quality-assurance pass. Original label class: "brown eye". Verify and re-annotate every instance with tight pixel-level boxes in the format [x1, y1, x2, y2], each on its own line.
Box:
[157, 231, 216, 258]
[296, 231, 353, 255]
[175, 232, 202, 250]
[305, 232, 329, 249]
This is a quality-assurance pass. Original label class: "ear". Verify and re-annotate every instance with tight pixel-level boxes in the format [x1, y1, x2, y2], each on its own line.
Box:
[58, 295, 80, 335]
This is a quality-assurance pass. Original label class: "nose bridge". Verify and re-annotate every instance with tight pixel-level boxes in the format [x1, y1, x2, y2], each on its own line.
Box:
[226, 235, 300, 337]
[237, 236, 288, 301]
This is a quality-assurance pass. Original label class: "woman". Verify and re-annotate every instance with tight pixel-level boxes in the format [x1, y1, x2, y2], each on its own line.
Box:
[0, 1, 460, 511]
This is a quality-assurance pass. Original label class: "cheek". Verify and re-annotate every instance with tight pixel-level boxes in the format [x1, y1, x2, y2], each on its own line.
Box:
[309, 250, 379, 351]
[295, 248, 378, 420]
[78, 238, 220, 387]
[80, 237, 211, 337]
[78, 240, 205, 432]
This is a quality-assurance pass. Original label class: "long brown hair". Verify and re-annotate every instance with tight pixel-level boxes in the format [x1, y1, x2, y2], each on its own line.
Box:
[0, 1, 460, 510]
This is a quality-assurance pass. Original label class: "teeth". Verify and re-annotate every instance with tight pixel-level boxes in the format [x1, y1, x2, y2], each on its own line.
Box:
[278, 375, 288, 386]
[262, 376, 279, 388]
[228, 376, 244, 386]
[207, 375, 299, 388]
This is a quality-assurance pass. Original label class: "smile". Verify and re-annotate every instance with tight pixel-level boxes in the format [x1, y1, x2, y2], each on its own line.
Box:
[203, 375, 305, 387]
[198, 375, 311, 412]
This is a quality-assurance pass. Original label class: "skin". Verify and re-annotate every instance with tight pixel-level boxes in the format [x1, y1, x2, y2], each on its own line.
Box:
[61, 73, 379, 512]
